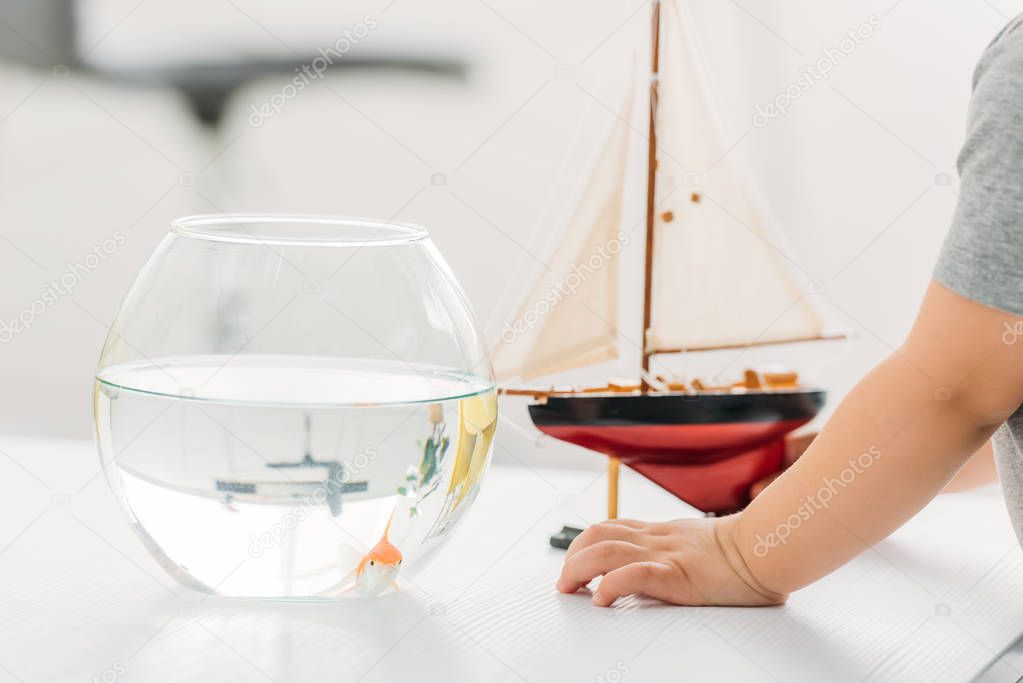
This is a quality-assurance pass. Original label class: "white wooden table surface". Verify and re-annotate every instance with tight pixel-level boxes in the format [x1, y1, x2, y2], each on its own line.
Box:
[1, 435, 1022, 683]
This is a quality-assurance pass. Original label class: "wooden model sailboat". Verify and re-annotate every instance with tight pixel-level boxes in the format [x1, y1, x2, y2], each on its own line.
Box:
[496, 0, 842, 516]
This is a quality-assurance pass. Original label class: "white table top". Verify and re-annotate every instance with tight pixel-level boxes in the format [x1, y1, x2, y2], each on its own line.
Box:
[1, 435, 1021, 683]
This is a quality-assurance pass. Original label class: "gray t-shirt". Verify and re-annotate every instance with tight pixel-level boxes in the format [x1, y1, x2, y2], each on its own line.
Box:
[934, 15, 1023, 543]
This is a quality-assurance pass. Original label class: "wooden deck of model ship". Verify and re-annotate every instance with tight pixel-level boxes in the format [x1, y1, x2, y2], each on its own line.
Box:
[500, 368, 801, 398]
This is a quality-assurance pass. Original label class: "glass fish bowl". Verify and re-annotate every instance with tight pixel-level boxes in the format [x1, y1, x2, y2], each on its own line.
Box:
[93, 215, 497, 598]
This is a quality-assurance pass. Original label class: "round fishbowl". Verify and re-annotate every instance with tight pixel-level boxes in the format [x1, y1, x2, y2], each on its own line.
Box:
[94, 215, 497, 598]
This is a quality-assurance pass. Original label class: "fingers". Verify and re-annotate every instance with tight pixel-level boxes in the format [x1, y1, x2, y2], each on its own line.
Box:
[591, 561, 681, 607]
[564, 521, 642, 560]
[602, 518, 644, 528]
[557, 540, 648, 593]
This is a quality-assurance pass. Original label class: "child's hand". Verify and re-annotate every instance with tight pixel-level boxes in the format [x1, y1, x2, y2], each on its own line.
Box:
[555, 516, 787, 607]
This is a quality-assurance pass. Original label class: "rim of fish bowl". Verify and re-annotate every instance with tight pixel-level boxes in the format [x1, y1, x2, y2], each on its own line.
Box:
[170, 214, 430, 247]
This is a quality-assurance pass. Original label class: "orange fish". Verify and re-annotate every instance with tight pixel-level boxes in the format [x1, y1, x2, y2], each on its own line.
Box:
[324, 514, 403, 597]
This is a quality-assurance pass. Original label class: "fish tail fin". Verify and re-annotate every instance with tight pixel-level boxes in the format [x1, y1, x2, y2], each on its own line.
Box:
[319, 566, 360, 597]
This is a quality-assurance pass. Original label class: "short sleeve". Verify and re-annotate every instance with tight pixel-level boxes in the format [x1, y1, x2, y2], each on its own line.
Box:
[934, 22, 1023, 317]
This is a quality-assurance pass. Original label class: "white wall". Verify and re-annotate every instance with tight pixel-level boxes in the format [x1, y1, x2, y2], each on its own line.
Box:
[0, 0, 1020, 471]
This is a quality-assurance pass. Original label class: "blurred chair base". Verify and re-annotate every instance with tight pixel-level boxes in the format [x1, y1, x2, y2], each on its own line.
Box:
[90, 57, 468, 127]
[0, 0, 467, 128]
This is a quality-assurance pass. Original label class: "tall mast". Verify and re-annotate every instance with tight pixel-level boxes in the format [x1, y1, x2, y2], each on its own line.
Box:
[640, 0, 661, 393]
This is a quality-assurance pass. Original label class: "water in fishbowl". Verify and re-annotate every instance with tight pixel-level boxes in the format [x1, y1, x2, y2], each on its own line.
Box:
[94, 355, 497, 598]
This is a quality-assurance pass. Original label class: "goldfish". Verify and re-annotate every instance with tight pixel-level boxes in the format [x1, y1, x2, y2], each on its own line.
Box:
[322, 514, 403, 598]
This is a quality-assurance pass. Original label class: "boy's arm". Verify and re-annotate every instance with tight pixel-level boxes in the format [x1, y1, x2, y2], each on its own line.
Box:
[722, 280, 1023, 594]
[751, 436, 996, 499]
[943, 440, 996, 493]
[558, 281, 1023, 605]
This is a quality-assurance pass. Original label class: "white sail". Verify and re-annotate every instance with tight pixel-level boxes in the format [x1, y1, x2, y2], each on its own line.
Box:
[491, 85, 634, 381]
[646, 0, 824, 353]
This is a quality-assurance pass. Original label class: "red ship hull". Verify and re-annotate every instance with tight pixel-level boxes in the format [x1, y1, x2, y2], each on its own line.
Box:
[528, 390, 825, 514]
